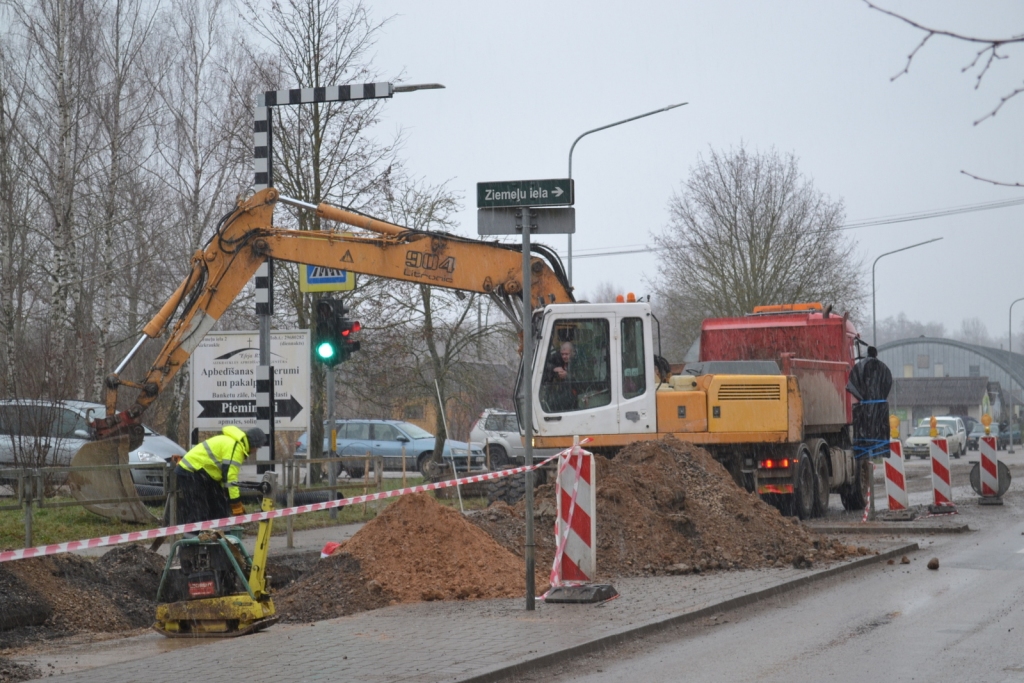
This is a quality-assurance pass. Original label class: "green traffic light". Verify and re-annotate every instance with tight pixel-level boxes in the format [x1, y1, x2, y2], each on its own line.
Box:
[316, 341, 337, 360]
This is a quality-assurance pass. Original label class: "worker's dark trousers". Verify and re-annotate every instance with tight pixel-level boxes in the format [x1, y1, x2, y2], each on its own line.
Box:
[175, 468, 231, 524]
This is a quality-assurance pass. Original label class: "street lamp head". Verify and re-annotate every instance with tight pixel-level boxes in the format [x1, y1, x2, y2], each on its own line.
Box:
[394, 83, 446, 93]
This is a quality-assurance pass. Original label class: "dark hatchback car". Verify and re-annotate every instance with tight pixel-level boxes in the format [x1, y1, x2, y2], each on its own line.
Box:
[295, 419, 485, 477]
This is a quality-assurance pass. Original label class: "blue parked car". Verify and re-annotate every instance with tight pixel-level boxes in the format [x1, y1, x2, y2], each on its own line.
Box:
[294, 419, 485, 478]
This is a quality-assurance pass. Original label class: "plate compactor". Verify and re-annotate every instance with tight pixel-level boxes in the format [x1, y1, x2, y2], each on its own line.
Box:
[154, 474, 278, 637]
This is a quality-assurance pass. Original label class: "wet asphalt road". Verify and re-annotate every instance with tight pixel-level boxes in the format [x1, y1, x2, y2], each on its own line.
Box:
[544, 496, 1024, 682]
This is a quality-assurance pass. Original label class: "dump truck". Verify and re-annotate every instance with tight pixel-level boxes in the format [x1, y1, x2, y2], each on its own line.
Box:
[529, 301, 874, 518]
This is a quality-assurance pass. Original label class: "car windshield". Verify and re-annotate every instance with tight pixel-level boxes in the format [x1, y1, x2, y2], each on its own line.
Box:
[395, 422, 432, 439]
[971, 425, 999, 435]
[911, 427, 931, 436]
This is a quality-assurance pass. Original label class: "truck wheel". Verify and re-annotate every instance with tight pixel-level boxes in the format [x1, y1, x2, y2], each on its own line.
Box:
[794, 446, 815, 520]
[486, 444, 509, 469]
[840, 459, 870, 511]
[810, 442, 831, 517]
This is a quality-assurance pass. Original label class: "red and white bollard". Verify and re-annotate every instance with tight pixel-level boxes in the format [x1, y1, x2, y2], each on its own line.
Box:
[929, 437, 957, 514]
[884, 439, 909, 511]
[552, 439, 596, 583]
[978, 435, 1003, 505]
[544, 436, 617, 604]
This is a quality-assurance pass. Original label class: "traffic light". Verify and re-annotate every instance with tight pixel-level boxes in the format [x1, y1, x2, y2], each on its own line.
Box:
[314, 299, 342, 366]
[313, 298, 361, 366]
[339, 316, 362, 359]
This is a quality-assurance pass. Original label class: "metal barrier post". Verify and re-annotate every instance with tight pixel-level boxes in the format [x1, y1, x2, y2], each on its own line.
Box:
[286, 457, 295, 549]
[362, 452, 370, 515]
[329, 453, 339, 521]
[168, 464, 178, 526]
[23, 470, 35, 548]
[401, 443, 407, 488]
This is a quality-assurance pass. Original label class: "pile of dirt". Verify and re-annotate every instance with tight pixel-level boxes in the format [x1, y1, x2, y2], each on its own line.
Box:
[275, 553, 392, 623]
[290, 494, 543, 612]
[0, 656, 40, 683]
[472, 438, 856, 578]
[0, 544, 166, 646]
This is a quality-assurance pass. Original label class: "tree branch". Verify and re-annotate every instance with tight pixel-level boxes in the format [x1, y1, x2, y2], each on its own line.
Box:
[865, 1, 1024, 122]
[960, 170, 1024, 188]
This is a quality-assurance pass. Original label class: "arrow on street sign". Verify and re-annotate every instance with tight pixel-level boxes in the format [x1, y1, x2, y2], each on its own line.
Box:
[477, 179, 574, 208]
[198, 396, 305, 421]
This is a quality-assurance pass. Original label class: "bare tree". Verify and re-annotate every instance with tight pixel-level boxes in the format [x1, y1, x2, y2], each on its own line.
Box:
[874, 313, 946, 347]
[579, 281, 621, 304]
[87, 0, 162, 400]
[865, 1, 1024, 187]
[651, 145, 863, 361]
[7, 0, 99, 395]
[150, 0, 252, 441]
[955, 317, 993, 348]
[240, 0, 402, 463]
[0, 34, 38, 395]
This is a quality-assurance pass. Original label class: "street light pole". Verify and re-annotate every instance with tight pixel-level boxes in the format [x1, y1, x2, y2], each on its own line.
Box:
[566, 102, 687, 286]
[1008, 297, 1024, 453]
[871, 237, 944, 347]
[868, 237, 942, 521]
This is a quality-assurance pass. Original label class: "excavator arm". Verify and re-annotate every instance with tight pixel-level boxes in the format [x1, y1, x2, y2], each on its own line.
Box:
[91, 188, 573, 442]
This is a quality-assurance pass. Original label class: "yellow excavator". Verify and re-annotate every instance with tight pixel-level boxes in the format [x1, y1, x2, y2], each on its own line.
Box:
[75, 188, 575, 637]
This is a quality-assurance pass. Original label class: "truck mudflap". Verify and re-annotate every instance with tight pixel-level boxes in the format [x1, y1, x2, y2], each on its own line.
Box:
[68, 436, 159, 524]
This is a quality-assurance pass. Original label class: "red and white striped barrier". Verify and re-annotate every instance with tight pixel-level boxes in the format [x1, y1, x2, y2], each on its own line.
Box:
[0, 443, 589, 564]
[929, 437, 955, 510]
[884, 439, 909, 511]
[549, 439, 596, 586]
[979, 435, 1000, 498]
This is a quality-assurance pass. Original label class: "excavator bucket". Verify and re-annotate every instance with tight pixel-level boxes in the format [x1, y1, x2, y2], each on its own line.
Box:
[68, 436, 159, 524]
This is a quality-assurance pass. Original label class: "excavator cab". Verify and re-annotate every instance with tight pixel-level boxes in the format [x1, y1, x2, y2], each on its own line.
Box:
[530, 302, 658, 439]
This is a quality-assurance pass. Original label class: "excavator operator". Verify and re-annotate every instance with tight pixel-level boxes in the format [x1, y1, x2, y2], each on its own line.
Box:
[175, 425, 266, 524]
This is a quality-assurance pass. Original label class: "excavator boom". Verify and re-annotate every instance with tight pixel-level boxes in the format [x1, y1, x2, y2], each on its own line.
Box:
[91, 188, 573, 441]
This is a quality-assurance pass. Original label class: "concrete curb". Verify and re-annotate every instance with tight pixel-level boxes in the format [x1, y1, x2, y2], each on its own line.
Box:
[458, 542, 920, 683]
[809, 523, 970, 535]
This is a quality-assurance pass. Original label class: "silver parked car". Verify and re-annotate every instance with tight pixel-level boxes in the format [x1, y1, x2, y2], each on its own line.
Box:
[0, 400, 185, 487]
[469, 408, 562, 468]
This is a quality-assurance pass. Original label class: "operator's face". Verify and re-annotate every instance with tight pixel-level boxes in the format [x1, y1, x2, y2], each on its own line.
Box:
[560, 344, 572, 365]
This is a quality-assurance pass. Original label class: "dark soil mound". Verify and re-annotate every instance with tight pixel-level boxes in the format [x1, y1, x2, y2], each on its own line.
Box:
[0, 567, 50, 632]
[0, 543, 167, 645]
[0, 656, 41, 683]
[275, 553, 392, 623]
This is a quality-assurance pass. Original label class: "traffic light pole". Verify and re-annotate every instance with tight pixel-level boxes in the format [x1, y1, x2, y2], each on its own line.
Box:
[327, 368, 338, 519]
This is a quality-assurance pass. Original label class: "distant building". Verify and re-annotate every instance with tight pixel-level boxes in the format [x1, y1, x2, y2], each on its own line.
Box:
[886, 377, 999, 437]
[878, 338, 1024, 430]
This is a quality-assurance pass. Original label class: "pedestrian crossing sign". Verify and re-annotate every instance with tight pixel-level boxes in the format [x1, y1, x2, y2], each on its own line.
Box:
[299, 264, 356, 292]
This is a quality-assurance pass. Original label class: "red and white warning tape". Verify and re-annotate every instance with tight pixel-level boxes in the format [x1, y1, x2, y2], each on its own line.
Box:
[0, 444, 582, 564]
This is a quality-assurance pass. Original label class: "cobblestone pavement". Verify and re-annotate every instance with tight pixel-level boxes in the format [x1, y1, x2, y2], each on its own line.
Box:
[24, 540, 916, 683]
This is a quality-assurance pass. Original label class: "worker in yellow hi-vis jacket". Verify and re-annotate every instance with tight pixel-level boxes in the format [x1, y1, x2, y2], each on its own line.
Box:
[175, 425, 266, 524]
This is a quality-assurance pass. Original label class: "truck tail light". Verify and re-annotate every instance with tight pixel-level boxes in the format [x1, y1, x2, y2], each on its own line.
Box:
[758, 458, 790, 469]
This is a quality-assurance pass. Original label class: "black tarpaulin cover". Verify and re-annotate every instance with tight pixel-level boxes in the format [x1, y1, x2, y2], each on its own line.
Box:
[847, 349, 893, 459]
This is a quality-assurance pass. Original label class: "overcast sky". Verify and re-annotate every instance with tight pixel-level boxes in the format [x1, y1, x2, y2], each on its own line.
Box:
[361, 0, 1022, 343]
